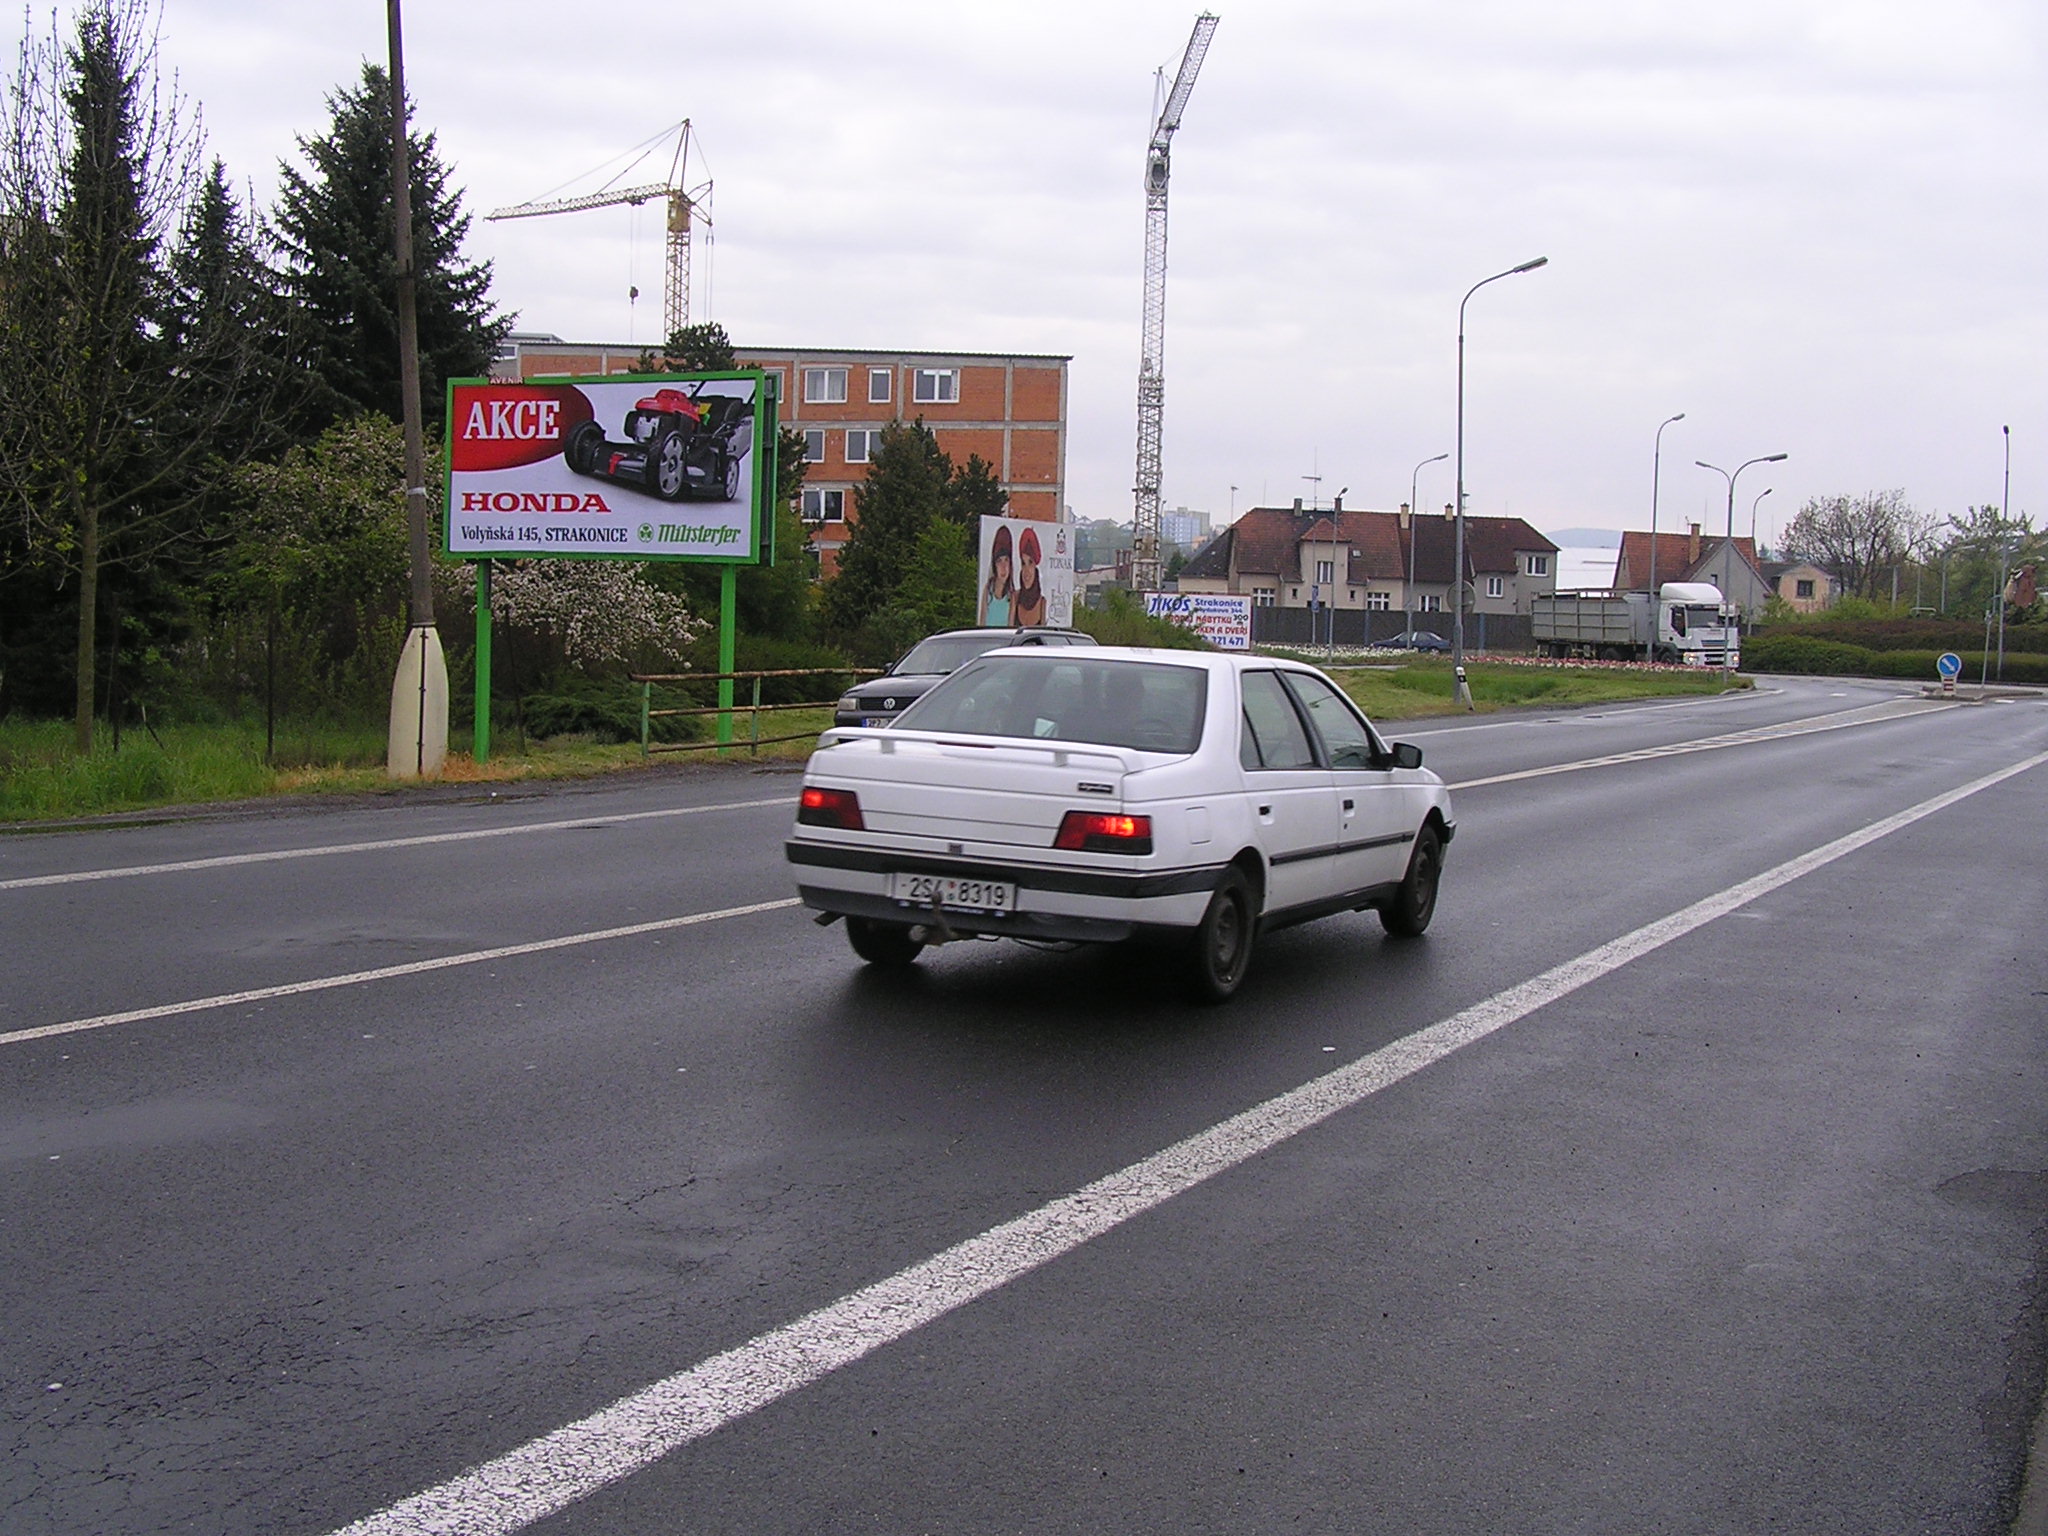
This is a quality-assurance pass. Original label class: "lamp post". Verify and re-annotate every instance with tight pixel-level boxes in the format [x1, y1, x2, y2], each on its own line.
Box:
[1750, 486, 1772, 546]
[1998, 425, 2011, 680]
[1407, 451, 1447, 640]
[1454, 256, 1548, 708]
[1648, 412, 1684, 625]
[1696, 452, 1788, 687]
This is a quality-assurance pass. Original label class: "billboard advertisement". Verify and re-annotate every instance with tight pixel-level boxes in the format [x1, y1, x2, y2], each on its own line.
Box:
[977, 516, 1075, 628]
[444, 372, 771, 562]
[1144, 591, 1252, 650]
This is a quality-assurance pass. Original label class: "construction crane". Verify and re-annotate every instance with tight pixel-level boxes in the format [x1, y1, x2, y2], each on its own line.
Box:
[1131, 13, 1218, 595]
[487, 121, 712, 342]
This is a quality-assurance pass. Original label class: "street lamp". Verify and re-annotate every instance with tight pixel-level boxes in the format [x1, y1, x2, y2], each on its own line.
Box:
[1648, 412, 1685, 618]
[1696, 452, 1789, 686]
[1407, 451, 1447, 640]
[1750, 486, 1772, 546]
[1454, 255, 1548, 708]
[1998, 425, 2011, 680]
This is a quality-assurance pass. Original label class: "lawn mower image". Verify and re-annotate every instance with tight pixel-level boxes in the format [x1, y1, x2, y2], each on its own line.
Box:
[560, 386, 752, 502]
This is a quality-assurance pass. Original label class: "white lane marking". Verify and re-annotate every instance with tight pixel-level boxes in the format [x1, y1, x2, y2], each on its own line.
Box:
[1450, 697, 1951, 789]
[327, 748, 2048, 1536]
[0, 899, 800, 1048]
[0, 797, 792, 892]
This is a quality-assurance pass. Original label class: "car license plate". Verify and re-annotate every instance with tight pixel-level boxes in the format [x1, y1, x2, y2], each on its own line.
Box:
[889, 872, 1015, 913]
[861, 717, 891, 727]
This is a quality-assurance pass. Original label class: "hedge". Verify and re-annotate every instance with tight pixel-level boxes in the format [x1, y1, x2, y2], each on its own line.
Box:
[1745, 633, 2048, 684]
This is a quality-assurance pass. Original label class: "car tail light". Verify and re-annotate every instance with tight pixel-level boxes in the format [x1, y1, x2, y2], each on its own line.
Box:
[1053, 811, 1153, 854]
[798, 786, 865, 830]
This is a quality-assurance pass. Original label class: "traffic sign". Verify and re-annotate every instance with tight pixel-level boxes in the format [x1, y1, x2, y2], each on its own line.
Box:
[1937, 651, 1962, 695]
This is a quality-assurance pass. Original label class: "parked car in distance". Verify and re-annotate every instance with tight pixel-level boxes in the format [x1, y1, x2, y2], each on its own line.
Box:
[832, 627, 1096, 727]
[1368, 630, 1451, 653]
[790, 648, 1455, 1001]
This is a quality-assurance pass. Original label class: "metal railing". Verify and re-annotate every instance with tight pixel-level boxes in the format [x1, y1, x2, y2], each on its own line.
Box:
[629, 667, 881, 756]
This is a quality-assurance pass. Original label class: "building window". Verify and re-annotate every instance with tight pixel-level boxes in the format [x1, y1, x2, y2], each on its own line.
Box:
[1251, 587, 1276, 606]
[1420, 594, 1442, 613]
[845, 428, 879, 464]
[868, 367, 892, 403]
[1365, 591, 1390, 611]
[913, 368, 958, 403]
[802, 488, 845, 522]
[1314, 558, 1335, 584]
[802, 429, 827, 464]
[803, 367, 847, 404]
[1486, 575, 1505, 599]
[1796, 578, 1815, 599]
[1524, 554, 1549, 577]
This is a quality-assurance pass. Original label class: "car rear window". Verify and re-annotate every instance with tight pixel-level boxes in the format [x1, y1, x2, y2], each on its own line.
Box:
[893, 633, 1011, 675]
[894, 657, 1208, 754]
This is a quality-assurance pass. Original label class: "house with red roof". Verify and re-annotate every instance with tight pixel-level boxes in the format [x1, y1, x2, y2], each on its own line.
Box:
[1177, 499, 1559, 619]
[1612, 523, 1773, 617]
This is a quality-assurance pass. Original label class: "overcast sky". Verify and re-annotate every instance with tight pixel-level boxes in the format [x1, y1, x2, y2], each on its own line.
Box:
[29, 0, 2048, 547]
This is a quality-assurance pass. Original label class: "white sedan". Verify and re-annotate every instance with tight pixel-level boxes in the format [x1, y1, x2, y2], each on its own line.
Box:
[785, 647, 1456, 1001]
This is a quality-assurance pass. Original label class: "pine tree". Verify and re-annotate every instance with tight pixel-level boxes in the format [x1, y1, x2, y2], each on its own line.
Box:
[821, 420, 954, 641]
[165, 159, 320, 456]
[273, 63, 508, 429]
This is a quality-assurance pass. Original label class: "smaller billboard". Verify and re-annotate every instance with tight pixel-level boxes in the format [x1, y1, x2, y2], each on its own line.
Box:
[978, 516, 1075, 628]
[445, 372, 771, 563]
[1144, 591, 1252, 650]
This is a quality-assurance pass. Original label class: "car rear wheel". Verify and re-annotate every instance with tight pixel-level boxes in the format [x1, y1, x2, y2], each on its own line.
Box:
[1380, 825, 1442, 937]
[846, 916, 924, 967]
[1189, 869, 1256, 1002]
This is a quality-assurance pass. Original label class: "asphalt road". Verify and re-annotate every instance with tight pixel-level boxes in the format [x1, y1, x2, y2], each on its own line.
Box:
[3, 676, 2045, 1536]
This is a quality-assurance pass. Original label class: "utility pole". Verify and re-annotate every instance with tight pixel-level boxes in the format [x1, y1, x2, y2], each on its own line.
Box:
[384, 0, 447, 777]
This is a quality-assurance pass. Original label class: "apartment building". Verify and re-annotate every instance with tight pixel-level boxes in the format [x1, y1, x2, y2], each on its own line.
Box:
[495, 336, 1069, 576]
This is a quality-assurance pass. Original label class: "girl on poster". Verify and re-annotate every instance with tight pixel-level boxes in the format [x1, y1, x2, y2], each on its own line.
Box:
[981, 524, 1014, 625]
[1012, 525, 1047, 627]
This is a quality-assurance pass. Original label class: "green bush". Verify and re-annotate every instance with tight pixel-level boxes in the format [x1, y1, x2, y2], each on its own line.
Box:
[727, 635, 860, 705]
[1743, 634, 2048, 684]
[1074, 589, 1208, 649]
[521, 677, 702, 745]
[1752, 615, 2048, 655]
[1742, 635, 1875, 674]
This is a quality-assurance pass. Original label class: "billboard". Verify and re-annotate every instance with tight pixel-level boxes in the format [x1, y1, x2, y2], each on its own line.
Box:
[977, 516, 1075, 628]
[445, 372, 771, 562]
[1143, 591, 1252, 650]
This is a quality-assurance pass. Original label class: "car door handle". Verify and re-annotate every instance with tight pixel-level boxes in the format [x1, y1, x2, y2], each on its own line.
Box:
[1342, 798, 1354, 811]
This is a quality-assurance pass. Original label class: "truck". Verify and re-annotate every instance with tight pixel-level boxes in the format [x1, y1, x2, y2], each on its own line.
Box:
[1530, 582, 1740, 666]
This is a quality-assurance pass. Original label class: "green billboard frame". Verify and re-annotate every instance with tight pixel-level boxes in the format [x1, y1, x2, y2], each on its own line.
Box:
[441, 369, 784, 762]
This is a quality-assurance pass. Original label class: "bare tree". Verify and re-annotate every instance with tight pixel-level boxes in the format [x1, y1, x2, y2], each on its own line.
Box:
[0, 1, 300, 751]
[1779, 489, 1930, 602]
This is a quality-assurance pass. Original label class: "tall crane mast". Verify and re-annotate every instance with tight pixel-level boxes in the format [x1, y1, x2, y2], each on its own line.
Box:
[487, 121, 712, 342]
[1131, 13, 1218, 594]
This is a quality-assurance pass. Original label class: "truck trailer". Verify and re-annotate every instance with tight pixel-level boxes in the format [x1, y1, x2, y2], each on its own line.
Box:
[1531, 583, 1740, 666]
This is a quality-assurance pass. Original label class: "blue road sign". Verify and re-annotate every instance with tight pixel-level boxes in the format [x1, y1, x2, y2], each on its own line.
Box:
[1937, 651, 1963, 678]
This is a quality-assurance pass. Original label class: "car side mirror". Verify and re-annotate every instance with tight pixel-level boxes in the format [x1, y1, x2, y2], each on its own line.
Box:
[1390, 741, 1423, 770]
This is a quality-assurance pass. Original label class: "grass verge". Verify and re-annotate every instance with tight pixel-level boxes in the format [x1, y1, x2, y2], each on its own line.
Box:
[2, 663, 1743, 822]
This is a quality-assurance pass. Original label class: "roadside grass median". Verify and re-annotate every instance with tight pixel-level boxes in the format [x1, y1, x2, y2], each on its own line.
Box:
[1, 663, 1741, 823]
[1302, 654, 1749, 719]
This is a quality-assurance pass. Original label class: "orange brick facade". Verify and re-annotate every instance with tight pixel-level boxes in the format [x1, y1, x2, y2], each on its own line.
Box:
[496, 338, 1069, 577]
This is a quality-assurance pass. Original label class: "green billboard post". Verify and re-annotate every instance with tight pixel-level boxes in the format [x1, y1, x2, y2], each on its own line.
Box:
[442, 370, 780, 762]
